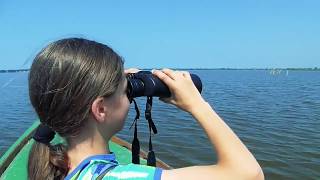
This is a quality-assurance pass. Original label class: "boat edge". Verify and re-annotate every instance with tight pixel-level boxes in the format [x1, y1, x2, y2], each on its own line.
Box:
[0, 121, 171, 175]
[0, 121, 40, 174]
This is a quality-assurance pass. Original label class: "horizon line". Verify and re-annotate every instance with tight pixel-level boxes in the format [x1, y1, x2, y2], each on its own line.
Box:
[0, 67, 319, 72]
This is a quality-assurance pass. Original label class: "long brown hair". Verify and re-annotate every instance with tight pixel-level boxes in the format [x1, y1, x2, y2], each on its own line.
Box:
[28, 38, 124, 179]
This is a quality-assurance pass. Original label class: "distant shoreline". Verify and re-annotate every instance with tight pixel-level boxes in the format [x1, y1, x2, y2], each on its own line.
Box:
[0, 68, 319, 73]
[0, 69, 29, 73]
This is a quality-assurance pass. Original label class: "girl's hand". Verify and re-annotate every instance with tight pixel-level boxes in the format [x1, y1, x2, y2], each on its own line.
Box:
[152, 68, 206, 113]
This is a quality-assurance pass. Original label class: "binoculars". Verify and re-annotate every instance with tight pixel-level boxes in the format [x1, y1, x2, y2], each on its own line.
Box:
[126, 71, 202, 100]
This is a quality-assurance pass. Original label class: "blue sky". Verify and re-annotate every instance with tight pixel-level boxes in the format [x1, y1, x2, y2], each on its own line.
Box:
[1, 0, 319, 70]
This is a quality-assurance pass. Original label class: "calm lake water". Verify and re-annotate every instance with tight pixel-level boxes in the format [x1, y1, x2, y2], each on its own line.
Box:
[0, 70, 319, 179]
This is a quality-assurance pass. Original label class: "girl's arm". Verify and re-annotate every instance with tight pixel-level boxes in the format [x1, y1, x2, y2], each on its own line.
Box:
[152, 69, 264, 180]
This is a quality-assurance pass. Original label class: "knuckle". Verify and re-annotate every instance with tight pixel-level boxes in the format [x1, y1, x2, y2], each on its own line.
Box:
[163, 68, 174, 74]
[161, 75, 170, 82]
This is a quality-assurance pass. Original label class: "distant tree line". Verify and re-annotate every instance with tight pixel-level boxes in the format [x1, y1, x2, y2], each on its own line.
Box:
[0, 69, 29, 73]
[285, 67, 319, 71]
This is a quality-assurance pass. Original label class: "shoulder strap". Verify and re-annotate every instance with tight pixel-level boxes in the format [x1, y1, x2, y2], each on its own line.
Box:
[96, 165, 116, 180]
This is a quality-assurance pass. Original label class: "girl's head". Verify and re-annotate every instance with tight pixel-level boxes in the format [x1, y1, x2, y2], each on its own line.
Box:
[28, 38, 129, 179]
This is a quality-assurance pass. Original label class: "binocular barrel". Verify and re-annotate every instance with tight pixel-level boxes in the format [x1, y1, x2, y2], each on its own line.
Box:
[127, 71, 202, 98]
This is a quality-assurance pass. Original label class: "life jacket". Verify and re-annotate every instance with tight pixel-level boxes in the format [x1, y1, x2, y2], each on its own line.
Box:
[64, 153, 162, 180]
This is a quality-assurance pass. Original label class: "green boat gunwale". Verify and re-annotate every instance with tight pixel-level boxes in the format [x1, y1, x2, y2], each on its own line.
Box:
[0, 121, 171, 176]
[0, 121, 40, 174]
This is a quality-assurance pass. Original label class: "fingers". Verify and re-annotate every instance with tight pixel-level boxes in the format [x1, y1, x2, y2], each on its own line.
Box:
[161, 68, 191, 79]
[162, 68, 177, 80]
[181, 71, 191, 78]
[152, 68, 191, 81]
[152, 69, 175, 88]
[159, 97, 175, 104]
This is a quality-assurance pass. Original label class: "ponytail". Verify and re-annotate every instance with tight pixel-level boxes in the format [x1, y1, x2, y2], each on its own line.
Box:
[28, 142, 69, 180]
[28, 124, 69, 180]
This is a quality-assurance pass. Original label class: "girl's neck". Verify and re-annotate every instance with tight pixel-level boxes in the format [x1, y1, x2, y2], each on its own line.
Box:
[66, 128, 111, 173]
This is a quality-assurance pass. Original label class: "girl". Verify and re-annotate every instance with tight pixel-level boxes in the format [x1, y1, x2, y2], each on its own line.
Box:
[28, 38, 263, 180]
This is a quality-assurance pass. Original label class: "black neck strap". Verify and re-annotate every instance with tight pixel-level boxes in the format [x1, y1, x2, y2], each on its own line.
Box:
[145, 96, 157, 166]
[130, 99, 140, 164]
[130, 97, 158, 167]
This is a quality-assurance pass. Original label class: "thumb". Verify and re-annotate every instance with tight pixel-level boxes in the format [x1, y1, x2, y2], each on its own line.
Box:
[159, 97, 176, 105]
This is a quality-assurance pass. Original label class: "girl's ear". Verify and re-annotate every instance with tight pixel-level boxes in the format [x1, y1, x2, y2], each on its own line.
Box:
[91, 97, 108, 123]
